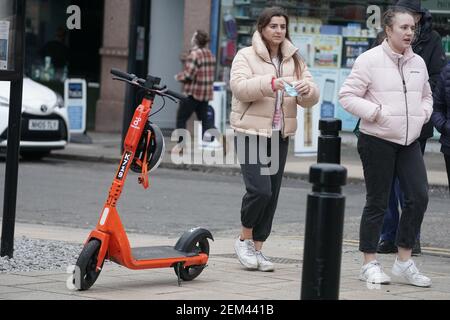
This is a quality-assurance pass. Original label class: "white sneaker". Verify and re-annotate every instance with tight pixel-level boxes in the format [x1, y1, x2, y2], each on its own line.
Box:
[234, 237, 258, 269]
[255, 251, 274, 272]
[359, 260, 391, 284]
[391, 258, 432, 287]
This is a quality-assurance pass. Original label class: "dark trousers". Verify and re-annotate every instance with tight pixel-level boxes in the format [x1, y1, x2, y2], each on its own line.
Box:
[445, 153, 450, 191]
[236, 132, 289, 242]
[357, 133, 429, 253]
[176, 96, 211, 142]
[380, 139, 427, 242]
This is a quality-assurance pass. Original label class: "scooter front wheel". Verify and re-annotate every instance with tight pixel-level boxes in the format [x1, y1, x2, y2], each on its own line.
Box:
[75, 239, 103, 291]
[174, 237, 209, 281]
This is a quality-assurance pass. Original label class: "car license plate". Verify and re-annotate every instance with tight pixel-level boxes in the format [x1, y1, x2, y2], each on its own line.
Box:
[28, 119, 59, 131]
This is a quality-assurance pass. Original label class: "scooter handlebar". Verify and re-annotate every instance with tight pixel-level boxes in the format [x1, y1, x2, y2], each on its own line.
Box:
[165, 89, 187, 101]
[111, 68, 186, 101]
[110, 68, 137, 81]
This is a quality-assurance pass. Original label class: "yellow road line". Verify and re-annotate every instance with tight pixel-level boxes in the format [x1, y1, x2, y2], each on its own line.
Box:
[342, 239, 450, 257]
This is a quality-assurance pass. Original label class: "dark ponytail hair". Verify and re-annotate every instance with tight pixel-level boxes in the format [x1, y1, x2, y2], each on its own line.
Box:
[256, 7, 303, 79]
[194, 30, 210, 48]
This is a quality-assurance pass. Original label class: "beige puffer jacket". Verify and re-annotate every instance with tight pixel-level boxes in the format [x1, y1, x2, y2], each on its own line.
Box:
[230, 31, 320, 138]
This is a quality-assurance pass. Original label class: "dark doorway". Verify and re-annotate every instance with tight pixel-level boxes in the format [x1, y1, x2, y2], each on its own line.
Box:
[68, 0, 104, 82]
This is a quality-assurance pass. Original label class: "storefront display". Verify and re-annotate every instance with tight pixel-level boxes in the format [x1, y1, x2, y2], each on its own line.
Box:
[341, 36, 375, 68]
[0, 21, 10, 70]
[336, 68, 359, 131]
[216, 0, 450, 134]
[295, 102, 321, 156]
[0, 0, 16, 74]
[292, 34, 315, 67]
[313, 35, 342, 68]
[295, 68, 340, 155]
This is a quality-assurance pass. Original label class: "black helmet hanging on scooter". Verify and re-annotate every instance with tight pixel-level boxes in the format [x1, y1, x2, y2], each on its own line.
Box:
[130, 122, 165, 174]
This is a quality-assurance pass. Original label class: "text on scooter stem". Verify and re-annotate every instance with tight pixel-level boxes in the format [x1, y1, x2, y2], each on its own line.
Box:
[117, 151, 132, 180]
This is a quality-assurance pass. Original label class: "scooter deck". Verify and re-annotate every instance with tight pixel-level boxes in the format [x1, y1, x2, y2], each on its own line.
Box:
[132, 246, 196, 261]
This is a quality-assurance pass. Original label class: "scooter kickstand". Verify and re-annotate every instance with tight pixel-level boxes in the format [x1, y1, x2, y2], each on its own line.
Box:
[176, 262, 183, 287]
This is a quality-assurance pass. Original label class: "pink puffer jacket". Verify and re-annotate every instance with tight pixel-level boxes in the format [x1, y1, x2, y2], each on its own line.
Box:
[339, 39, 433, 145]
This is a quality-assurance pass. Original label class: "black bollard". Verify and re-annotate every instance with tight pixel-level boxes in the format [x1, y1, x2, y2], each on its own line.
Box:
[301, 163, 347, 300]
[317, 118, 342, 164]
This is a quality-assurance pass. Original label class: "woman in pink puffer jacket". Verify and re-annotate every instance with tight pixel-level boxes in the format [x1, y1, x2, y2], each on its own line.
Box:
[339, 7, 432, 288]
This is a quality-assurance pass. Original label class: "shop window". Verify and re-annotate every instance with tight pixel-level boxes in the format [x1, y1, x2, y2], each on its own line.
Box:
[24, 0, 104, 130]
[25, 0, 103, 85]
[25, 0, 72, 82]
[216, 0, 450, 131]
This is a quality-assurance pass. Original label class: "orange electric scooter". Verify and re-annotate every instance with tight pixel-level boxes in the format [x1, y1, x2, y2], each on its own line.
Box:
[73, 69, 213, 291]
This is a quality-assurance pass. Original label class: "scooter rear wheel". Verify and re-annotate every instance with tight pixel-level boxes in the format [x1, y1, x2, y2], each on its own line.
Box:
[174, 238, 209, 281]
[75, 239, 103, 291]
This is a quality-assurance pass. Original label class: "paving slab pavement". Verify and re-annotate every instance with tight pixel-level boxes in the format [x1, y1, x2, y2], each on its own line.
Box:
[0, 223, 449, 300]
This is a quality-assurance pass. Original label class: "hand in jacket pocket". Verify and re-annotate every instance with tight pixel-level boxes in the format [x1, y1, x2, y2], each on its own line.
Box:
[375, 105, 389, 126]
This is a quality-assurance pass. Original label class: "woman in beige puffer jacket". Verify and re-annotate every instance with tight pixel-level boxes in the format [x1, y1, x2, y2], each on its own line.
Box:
[230, 27, 319, 138]
[230, 7, 319, 273]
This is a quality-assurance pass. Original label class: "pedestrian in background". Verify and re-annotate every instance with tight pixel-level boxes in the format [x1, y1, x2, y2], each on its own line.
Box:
[230, 7, 319, 272]
[377, 0, 447, 256]
[431, 62, 450, 190]
[174, 30, 216, 153]
[339, 7, 432, 287]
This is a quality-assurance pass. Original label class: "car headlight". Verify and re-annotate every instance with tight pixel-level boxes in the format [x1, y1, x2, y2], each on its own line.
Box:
[54, 93, 64, 109]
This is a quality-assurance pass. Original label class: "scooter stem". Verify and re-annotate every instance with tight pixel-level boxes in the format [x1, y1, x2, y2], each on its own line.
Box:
[106, 98, 153, 207]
